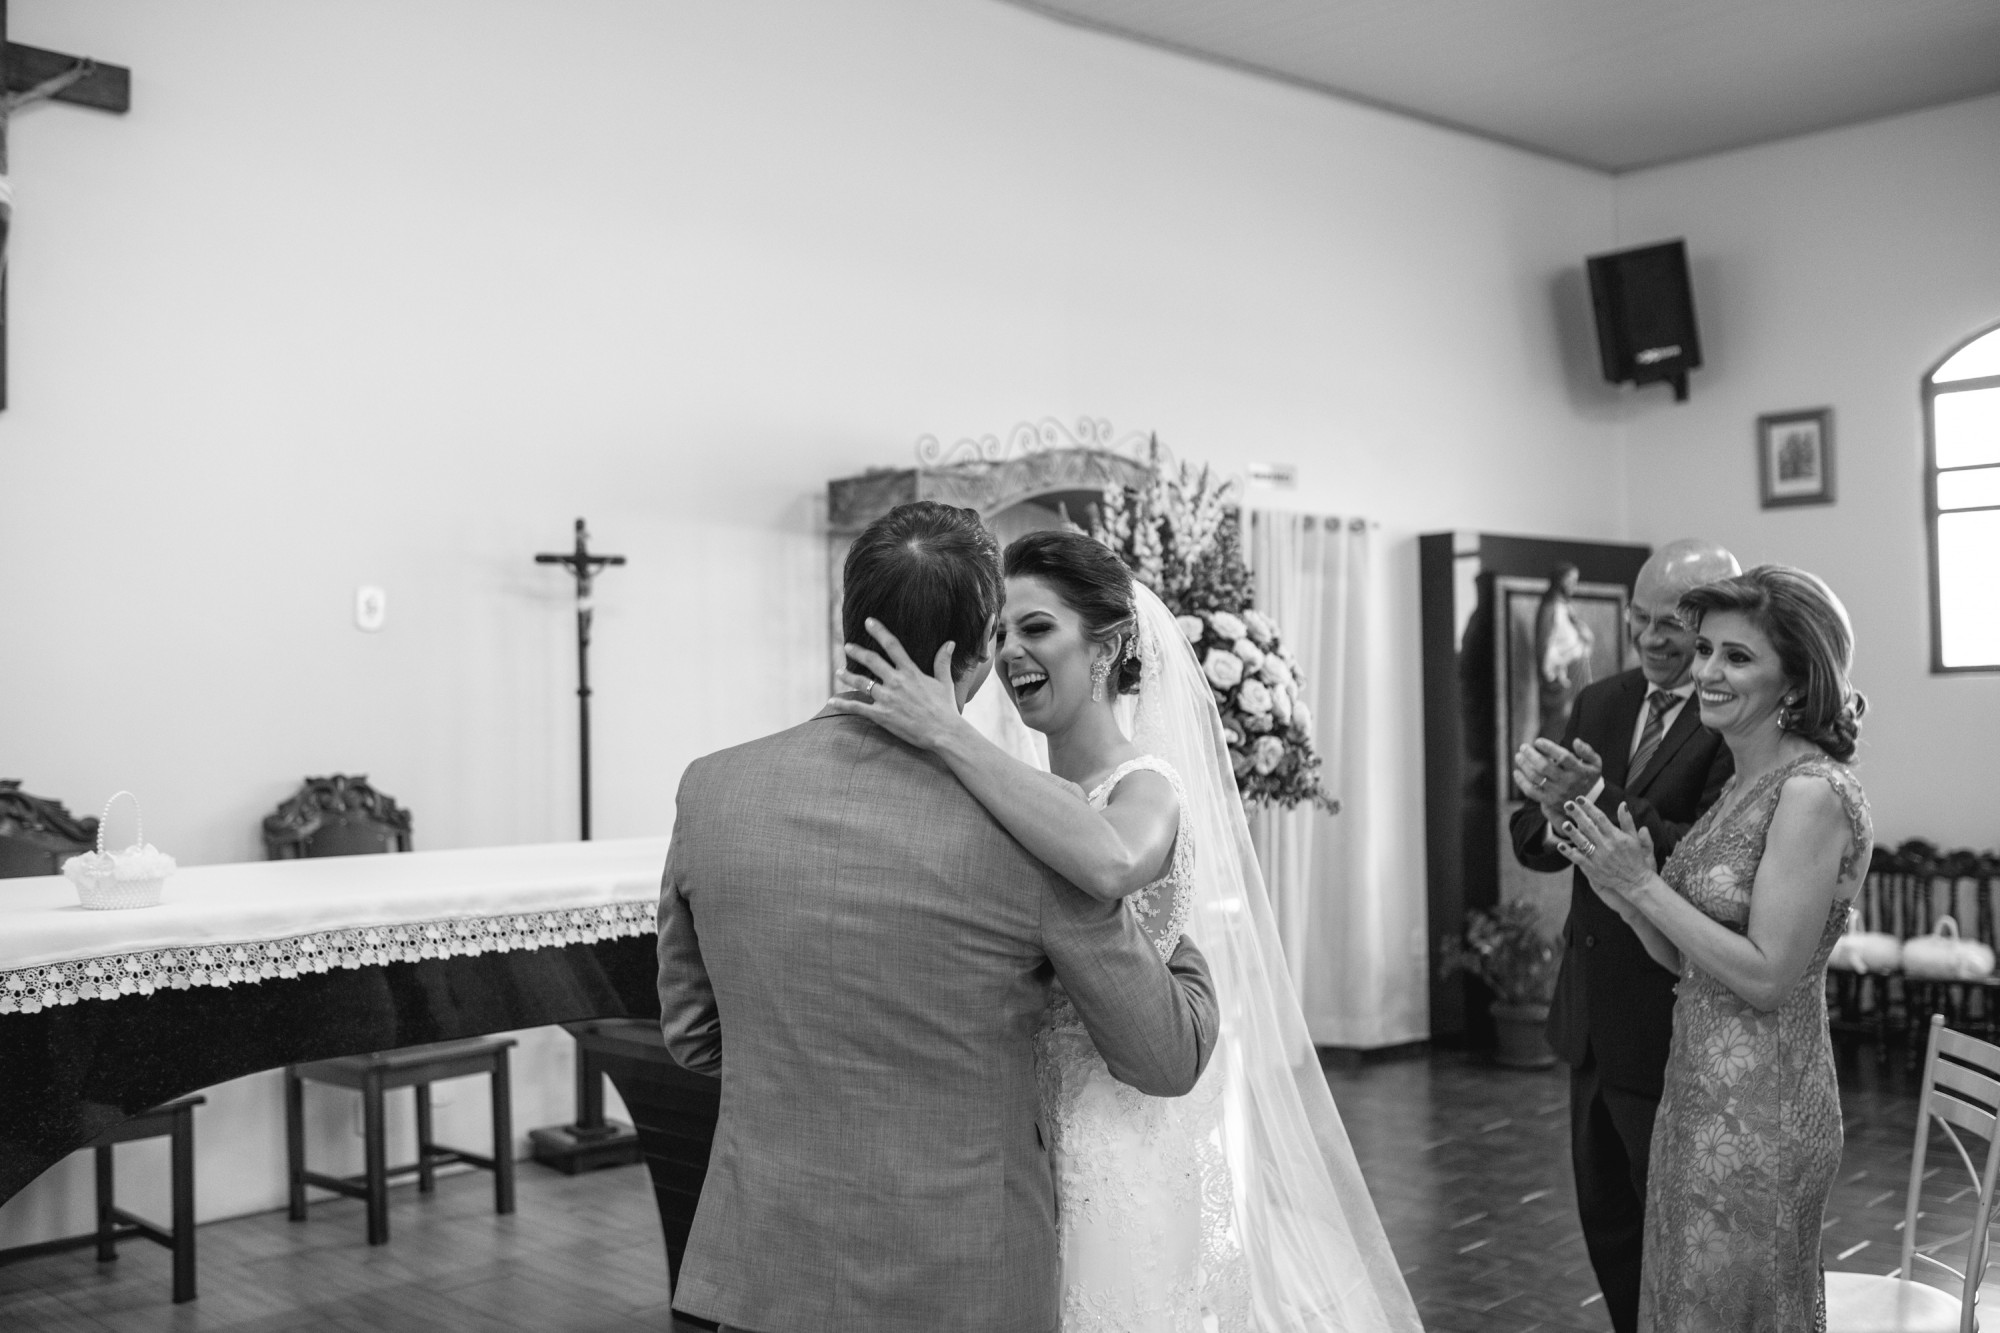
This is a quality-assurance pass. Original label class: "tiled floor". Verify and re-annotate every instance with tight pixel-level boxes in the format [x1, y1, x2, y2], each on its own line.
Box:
[0, 1044, 1953, 1331]
[1326, 1052, 1599, 1331]
[1327, 1044, 1969, 1332]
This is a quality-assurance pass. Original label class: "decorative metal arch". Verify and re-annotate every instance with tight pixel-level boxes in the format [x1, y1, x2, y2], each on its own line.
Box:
[828, 417, 1162, 535]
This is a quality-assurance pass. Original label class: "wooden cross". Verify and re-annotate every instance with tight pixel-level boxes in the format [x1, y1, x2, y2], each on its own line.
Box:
[0, 2, 131, 410]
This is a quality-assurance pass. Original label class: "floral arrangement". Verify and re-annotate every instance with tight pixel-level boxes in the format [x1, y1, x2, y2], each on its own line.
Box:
[1092, 440, 1336, 813]
[1439, 901, 1561, 1007]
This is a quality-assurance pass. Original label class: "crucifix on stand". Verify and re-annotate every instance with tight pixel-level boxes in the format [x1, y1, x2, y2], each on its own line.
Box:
[528, 518, 643, 1173]
[534, 518, 626, 840]
[0, 4, 132, 409]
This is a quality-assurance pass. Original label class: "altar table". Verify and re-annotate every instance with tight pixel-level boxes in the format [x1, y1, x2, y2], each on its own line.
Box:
[0, 838, 675, 1205]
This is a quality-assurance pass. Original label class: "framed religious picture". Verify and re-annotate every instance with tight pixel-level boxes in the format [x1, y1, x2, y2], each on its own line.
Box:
[1757, 407, 1835, 508]
[1493, 572, 1631, 803]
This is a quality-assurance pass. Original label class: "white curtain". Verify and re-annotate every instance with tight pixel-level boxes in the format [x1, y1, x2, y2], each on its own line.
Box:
[1248, 510, 1399, 1048]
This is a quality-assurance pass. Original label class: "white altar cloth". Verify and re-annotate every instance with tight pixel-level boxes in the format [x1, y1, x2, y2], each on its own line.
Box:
[0, 837, 671, 1015]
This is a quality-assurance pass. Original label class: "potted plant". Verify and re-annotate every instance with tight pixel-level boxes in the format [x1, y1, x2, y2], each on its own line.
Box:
[1441, 900, 1563, 1069]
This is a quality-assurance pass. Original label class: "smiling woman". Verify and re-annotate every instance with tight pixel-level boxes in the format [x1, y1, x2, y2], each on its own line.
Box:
[1551, 562, 1872, 1329]
[1682, 566, 1865, 764]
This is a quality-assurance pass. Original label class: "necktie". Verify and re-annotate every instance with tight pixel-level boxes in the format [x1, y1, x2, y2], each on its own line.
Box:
[1629, 690, 1676, 782]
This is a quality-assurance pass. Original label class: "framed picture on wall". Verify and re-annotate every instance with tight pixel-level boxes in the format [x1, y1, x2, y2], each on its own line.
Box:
[1757, 407, 1835, 508]
[1493, 573, 1632, 803]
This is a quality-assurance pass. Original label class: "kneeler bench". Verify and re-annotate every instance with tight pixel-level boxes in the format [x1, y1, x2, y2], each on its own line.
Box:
[568, 1019, 720, 1322]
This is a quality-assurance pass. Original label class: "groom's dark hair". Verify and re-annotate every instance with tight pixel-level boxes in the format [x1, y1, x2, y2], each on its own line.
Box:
[843, 502, 1001, 683]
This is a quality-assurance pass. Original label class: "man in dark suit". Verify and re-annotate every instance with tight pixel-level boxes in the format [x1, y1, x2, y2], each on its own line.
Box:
[1509, 538, 1738, 1333]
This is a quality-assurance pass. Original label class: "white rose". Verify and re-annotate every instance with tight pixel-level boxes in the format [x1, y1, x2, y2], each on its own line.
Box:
[1203, 649, 1244, 689]
[1252, 735, 1286, 775]
[1208, 610, 1247, 643]
[1262, 656, 1295, 691]
[1293, 701, 1314, 738]
[1176, 615, 1206, 643]
[1232, 637, 1265, 669]
[1238, 678, 1273, 715]
[1270, 682, 1293, 725]
[1242, 608, 1276, 647]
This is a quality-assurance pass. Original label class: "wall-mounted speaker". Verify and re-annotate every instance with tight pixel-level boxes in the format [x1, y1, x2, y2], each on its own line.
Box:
[1587, 239, 1701, 402]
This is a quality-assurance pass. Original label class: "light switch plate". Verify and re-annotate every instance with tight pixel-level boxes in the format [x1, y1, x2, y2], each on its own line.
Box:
[355, 585, 387, 632]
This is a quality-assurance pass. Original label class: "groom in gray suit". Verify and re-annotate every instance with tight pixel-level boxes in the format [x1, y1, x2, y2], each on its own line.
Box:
[658, 501, 1221, 1333]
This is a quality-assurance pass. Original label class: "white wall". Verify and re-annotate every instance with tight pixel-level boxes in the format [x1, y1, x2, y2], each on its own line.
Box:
[1616, 93, 2000, 849]
[0, 0, 1618, 866]
[1, 0, 1622, 1240]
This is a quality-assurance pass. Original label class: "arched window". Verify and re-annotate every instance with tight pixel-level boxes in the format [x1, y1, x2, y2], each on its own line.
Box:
[1926, 323, 2000, 672]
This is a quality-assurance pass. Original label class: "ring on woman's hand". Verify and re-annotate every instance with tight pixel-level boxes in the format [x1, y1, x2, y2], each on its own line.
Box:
[862, 680, 875, 696]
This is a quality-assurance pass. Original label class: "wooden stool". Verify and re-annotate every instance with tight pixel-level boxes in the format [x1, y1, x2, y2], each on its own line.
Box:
[0, 1096, 204, 1303]
[285, 1039, 516, 1246]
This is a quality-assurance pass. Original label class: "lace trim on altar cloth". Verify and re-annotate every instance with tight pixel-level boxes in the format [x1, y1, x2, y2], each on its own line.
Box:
[0, 900, 657, 1015]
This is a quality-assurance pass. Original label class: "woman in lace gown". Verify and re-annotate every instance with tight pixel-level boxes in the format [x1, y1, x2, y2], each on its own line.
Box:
[831, 530, 1420, 1333]
[1553, 566, 1871, 1332]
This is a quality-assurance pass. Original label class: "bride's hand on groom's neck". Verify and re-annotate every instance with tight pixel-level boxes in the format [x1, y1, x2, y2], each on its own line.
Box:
[826, 618, 973, 754]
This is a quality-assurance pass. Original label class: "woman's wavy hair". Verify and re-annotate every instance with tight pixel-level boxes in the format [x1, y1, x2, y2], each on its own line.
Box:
[1003, 530, 1143, 696]
[1678, 564, 1866, 761]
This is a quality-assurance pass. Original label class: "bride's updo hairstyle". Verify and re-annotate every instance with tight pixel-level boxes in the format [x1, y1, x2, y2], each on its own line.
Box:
[1679, 564, 1866, 762]
[1004, 530, 1144, 697]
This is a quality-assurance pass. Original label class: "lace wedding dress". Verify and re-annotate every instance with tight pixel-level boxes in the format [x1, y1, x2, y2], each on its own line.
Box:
[1035, 756, 1248, 1333]
[982, 582, 1422, 1333]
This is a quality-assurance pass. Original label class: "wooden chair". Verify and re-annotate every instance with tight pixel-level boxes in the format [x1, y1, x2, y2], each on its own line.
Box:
[0, 778, 96, 877]
[0, 1096, 205, 1304]
[262, 773, 412, 858]
[286, 1042, 515, 1246]
[1831, 846, 1909, 1061]
[0, 784, 201, 1302]
[1826, 1014, 2000, 1332]
[1894, 843, 2000, 1057]
[268, 775, 517, 1246]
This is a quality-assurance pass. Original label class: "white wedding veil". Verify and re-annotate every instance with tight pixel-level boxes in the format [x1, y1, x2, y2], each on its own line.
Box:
[1123, 581, 1423, 1332]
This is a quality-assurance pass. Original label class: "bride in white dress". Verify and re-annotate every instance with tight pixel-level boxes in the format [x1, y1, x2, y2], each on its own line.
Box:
[831, 530, 1422, 1333]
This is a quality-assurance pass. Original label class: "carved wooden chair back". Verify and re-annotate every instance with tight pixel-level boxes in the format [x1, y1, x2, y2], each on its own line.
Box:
[0, 780, 98, 879]
[263, 776, 412, 860]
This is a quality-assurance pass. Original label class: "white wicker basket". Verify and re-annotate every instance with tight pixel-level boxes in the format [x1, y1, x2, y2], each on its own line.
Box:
[61, 791, 175, 911]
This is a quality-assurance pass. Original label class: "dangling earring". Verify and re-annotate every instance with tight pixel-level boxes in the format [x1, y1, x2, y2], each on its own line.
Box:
[1779, 694, 1804, 731]
[1091, 637, 1123, 702]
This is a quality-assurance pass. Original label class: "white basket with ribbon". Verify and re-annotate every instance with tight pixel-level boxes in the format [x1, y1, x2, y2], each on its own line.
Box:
[61, 791, 176, 910]
[1901, 915, 1996, 982]
[1827, 904, 1904, 974]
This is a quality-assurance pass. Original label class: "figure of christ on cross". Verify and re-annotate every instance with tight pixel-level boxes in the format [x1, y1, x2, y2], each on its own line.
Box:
[535, 518, 627, 842]
[0, 3, 131, 409]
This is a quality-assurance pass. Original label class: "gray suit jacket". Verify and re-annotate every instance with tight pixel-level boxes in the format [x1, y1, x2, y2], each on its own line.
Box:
[658, 708, 1220, 1333]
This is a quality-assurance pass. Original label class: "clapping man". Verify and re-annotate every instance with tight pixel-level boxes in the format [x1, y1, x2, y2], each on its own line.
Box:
[1508, 539, 1738, 1333]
